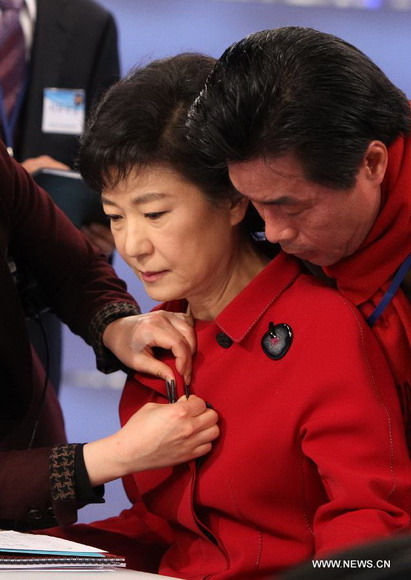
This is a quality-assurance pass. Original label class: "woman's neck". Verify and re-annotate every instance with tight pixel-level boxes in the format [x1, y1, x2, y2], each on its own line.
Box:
[188, 240, 271, 321]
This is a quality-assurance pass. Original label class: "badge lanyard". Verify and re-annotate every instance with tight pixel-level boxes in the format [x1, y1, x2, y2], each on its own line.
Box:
[367, 252, 411, 327]
[0, 71, 29, 156]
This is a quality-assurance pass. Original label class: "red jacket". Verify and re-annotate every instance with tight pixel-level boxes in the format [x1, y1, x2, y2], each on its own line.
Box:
[64, 253, 411, 578]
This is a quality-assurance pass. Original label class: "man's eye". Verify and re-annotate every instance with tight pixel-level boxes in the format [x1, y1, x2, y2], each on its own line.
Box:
[144, 211, 166, 220]
[284, 207, 307, 217]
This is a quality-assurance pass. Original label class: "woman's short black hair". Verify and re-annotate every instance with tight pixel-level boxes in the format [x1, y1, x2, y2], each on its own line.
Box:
[79, 52, 264, 233]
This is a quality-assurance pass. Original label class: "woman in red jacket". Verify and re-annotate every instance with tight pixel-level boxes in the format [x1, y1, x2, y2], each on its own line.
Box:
[52, 53, 411, 579]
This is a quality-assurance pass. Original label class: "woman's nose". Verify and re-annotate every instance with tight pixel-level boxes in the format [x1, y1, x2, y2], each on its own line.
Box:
[124, 227, 153, 260]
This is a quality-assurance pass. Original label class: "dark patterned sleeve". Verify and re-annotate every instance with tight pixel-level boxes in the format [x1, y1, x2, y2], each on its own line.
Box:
[49, 443, 103, 525]
[49, 444, 79, 525]
[89, 302, 141, 373]
[49, 445, 78, 503]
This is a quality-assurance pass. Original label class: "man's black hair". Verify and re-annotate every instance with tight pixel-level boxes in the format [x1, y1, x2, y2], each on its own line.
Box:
[187, 27, 410, 189]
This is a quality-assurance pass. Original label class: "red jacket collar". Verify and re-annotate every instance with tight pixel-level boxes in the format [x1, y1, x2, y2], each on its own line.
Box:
[214, 252, 300, 342]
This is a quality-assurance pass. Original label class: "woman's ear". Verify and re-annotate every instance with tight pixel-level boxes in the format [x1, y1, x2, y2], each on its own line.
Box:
[229, 196, 249, 226]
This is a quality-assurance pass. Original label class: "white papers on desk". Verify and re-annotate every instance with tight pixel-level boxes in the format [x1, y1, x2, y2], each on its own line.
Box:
[0, 530, 125, 570]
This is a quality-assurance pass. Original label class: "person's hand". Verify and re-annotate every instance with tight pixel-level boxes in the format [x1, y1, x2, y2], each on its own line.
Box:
[102, 311, 196, 384]
[83, 395, 219, 485]
[21, 155, 70, 174]
[81, 223, 115, 257]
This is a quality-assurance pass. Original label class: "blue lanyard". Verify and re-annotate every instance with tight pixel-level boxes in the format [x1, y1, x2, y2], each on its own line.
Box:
[0, 71, 28, 156]
[367, 252, 411, 327]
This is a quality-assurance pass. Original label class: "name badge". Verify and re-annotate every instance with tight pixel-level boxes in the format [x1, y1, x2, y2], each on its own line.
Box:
[42, 88, 85, 135]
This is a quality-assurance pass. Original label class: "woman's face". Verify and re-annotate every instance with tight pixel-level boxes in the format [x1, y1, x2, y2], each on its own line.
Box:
[102, 165, 245, 306]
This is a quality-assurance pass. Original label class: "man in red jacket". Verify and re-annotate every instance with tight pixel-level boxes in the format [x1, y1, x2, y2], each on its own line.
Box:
[187, 26, 411, 444]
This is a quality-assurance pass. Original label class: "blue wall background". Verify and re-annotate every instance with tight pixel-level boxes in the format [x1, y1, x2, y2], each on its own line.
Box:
[97, 0, 411, 96]
[61, 0, 411, 523]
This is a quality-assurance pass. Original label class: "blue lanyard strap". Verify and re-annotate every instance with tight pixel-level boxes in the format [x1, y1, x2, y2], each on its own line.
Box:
[367, 252, 411, 327]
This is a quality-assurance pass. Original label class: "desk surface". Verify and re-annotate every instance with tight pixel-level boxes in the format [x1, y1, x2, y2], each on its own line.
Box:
[0, 569, 178, 579]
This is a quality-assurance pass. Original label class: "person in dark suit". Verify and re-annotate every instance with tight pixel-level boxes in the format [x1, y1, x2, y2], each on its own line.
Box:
[0, 0, 120, 392]
[15, 0, 119, 167]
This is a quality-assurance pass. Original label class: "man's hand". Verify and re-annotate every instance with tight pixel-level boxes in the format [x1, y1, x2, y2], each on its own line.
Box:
[102, 311, 196, 384]
[84, 395, 219, 485]
[21, 155, 70, 174]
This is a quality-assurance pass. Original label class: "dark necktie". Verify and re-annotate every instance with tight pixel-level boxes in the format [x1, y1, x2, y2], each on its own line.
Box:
[0, 0, 25, 119]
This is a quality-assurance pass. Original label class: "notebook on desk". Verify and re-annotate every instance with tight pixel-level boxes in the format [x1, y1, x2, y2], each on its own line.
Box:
[32, 168, 107, 229]
[0, 530, 125, 570]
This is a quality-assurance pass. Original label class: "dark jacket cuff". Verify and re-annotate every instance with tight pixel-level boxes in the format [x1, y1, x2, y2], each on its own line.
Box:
[89, 302, 141, 373]
[74, 444, 105, 504]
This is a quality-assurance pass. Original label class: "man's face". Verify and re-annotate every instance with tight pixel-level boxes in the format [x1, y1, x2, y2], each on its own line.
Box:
[228, 154, 382, 267]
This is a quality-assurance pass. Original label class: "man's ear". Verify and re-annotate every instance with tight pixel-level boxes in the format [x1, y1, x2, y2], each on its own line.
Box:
[363, 140, 388, 185]
[229, 196, 249, 226]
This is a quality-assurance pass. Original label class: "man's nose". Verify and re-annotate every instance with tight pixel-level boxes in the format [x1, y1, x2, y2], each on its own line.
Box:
[263, 215, 298, 245]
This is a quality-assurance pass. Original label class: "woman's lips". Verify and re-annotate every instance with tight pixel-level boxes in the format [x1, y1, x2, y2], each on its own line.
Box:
[139, 270, 168, 282]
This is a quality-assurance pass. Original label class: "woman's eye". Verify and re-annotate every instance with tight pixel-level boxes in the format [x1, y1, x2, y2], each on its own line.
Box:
[105, 214, 122, 223]
[144, 211, 166, 220]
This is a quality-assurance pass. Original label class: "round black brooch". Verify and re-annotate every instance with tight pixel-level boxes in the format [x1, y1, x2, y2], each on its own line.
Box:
[261, 322, 293, 360]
